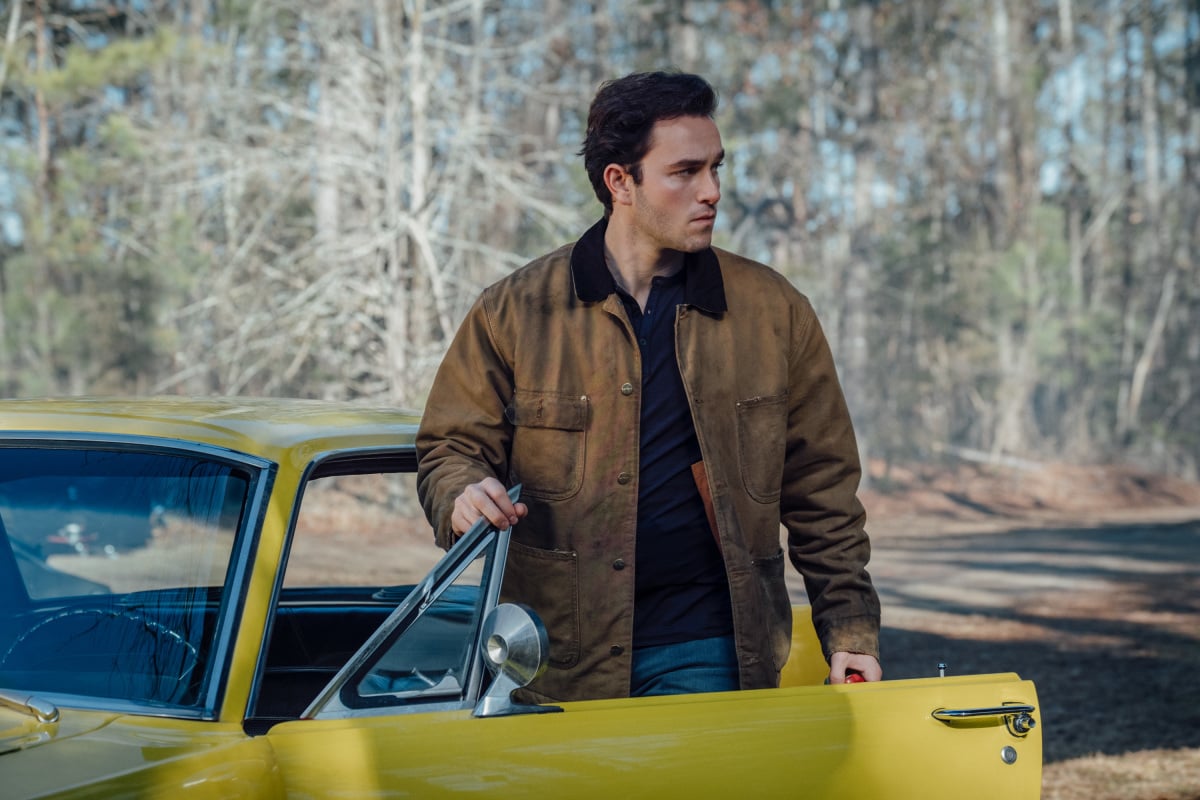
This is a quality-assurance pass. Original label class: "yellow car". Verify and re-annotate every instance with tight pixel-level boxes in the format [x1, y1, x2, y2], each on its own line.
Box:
[0, 398, 1041, 798]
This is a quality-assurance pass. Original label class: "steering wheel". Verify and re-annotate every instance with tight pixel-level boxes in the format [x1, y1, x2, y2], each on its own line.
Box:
[0, 607, 200, 705]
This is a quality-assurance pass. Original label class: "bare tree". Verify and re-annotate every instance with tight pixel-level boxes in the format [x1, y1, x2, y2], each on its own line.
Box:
[1, 0, 1196, 476]
[146, 0, 584, 404]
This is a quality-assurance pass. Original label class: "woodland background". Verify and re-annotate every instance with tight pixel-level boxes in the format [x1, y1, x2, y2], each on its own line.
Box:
[1, 0, 1197, 481]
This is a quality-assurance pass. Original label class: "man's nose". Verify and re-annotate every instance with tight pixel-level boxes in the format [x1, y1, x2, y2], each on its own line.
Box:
[698, 170, 721, 205]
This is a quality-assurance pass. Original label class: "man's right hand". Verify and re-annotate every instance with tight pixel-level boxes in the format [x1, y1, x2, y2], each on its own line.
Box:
[451, 477, 529, 537]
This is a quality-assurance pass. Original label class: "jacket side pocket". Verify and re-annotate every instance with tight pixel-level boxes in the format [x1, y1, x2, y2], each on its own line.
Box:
[501, 539, 581, 669]
[506, 390, 588, 501]
[752, 549, 793, 672]
[735, 393, 787, 503]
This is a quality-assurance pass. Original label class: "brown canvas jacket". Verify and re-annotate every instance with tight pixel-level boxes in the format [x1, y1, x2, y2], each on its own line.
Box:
[417, 227, 880, 702]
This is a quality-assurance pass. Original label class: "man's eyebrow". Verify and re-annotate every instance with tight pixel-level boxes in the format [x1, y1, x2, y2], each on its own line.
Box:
[666, 150, 726, 169]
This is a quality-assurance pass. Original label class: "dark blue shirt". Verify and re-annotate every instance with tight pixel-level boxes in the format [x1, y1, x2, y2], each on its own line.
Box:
[616, 271, 733, 648]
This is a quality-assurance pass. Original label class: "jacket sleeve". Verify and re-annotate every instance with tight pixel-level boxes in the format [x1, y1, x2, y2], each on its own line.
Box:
[416, 292, 515, 550]
[782, 297, 881, 661]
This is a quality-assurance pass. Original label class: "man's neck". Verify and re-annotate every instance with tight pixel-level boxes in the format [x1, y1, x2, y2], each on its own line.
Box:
[603, 222, 685, 310]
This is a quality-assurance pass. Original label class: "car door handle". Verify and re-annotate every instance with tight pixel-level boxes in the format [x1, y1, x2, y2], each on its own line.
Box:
[932, 704, 1037, 734]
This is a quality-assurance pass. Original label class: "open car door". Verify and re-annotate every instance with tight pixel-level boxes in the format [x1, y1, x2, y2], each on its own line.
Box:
[263, 500, 1042, 799]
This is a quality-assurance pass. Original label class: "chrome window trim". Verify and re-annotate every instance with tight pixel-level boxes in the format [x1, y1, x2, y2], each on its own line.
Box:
[0, 431, 275, 470]
[204, 466, 274, 719]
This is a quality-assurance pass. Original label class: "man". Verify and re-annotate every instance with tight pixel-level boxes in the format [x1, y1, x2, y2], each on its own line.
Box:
[417, 71, 881, 703]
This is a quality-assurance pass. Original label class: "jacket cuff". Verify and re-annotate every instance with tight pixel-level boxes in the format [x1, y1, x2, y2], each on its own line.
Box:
[431, 496, 461, 551]
[821, 615, 880, 662]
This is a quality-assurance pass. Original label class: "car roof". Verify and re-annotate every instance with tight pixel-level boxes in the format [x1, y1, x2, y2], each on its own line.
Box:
[0, 397, 422, 465]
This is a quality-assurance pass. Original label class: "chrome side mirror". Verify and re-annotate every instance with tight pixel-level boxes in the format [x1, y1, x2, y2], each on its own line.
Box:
[472, 603, 562, 718]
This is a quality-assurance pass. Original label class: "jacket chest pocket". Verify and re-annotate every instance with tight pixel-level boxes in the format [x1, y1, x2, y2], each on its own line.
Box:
[736, 393, 787, 503]
[506, 390, 588, 501]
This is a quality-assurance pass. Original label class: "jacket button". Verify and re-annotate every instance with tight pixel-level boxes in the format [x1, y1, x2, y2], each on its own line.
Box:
[617, 472, 632, 485]
[621, 382, 634, 396]
[612, 558, 625, 570]
[610, 644, 624, 656]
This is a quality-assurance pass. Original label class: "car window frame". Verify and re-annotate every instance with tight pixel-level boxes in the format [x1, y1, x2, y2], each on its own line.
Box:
[246, 447, 423, 725]
[260, 450, 511, 723]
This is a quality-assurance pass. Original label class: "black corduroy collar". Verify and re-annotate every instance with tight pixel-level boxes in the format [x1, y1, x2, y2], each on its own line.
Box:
[568, 218, 727, 314]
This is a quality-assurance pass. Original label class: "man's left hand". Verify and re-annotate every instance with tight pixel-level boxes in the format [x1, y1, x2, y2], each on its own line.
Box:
[828, 651, 882, 684]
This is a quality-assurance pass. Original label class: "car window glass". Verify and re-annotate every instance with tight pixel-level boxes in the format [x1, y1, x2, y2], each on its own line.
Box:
[0, 446, 251, 710]
[355, 554, 486, 702]
[286, 471, 442, 588]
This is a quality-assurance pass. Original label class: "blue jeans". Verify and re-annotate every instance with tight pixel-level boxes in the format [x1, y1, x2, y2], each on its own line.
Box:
[630, 635, 740, 697]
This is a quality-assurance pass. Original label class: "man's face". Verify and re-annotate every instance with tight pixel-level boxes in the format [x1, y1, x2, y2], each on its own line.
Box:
[628, 115, 724, 254]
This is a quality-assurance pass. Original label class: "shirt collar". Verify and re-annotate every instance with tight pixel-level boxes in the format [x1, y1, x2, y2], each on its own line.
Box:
[569, 218, 727, 314]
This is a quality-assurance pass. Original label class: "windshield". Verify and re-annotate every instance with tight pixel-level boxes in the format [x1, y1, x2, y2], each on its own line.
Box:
[0, 445, 254, 712]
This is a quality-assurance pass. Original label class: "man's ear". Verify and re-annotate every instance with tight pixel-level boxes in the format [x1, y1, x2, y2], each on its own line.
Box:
[604, 164, 634, 208]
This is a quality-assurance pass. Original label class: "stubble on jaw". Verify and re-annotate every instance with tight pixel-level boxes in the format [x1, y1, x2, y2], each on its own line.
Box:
[630, 185, 715, 256]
